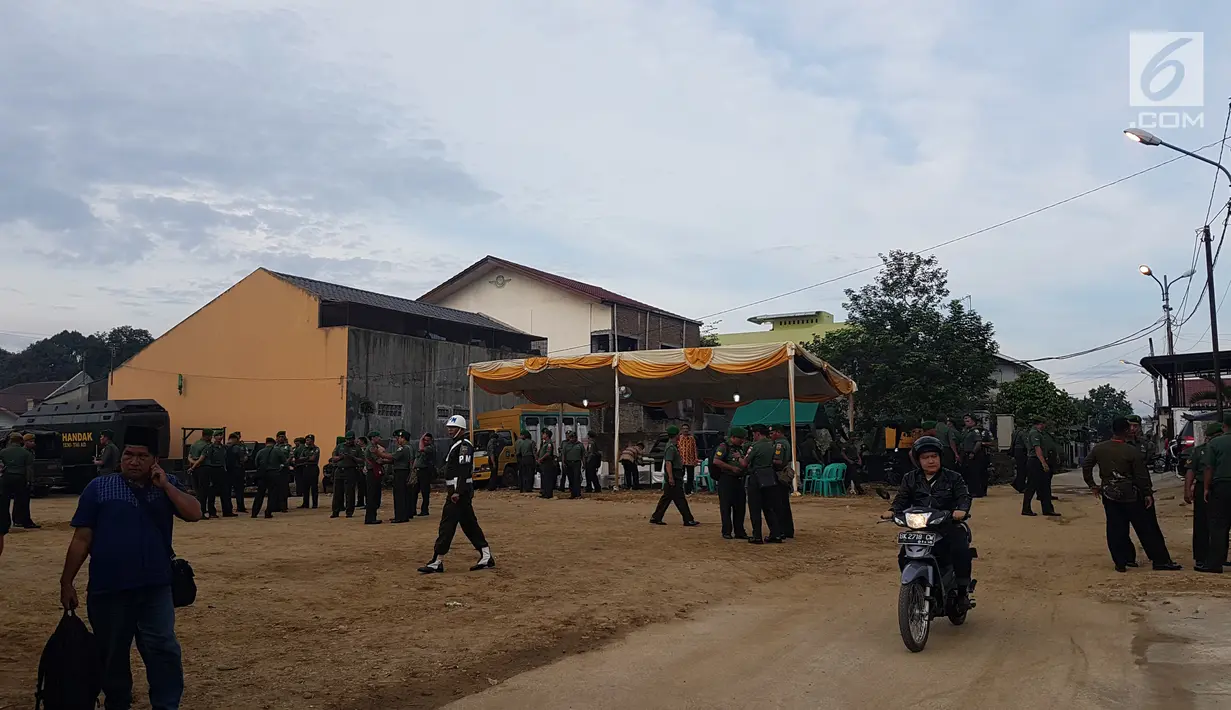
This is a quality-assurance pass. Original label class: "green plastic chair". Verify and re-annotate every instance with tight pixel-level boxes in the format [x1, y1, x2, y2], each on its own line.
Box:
[802, 464, 825, 494]
[694, 460, 715, 492]
[821, 463, 847, 497]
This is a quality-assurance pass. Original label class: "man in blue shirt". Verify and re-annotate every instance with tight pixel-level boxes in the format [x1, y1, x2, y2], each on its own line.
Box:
[59, 426, 202, 710]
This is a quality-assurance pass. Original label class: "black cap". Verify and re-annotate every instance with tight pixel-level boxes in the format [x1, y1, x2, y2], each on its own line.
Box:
[277, 430, 287, 437]
[101, 429, 115, 438]
[124, 426, 161, 456]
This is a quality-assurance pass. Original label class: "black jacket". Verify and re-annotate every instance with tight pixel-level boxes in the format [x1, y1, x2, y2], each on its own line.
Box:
[891, 467, 972, 514]
[444, 436, 475, 495]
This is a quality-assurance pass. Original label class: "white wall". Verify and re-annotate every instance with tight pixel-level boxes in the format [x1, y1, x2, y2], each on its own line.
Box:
[429, 265, 612, 356]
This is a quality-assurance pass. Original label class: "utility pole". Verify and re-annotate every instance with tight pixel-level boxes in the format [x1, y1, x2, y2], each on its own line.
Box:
[1203, 224, 1224, 421]
[1162, 286, 1176, 355]
[1149, 337, 1161, 414]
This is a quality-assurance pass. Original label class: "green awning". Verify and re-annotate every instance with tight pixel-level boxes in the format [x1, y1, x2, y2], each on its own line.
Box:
[730, 400, 819, 427]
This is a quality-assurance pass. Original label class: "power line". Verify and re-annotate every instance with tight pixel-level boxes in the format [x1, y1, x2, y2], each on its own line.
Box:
[699, 137, 1231, 321]
[1023, 319, 1165, 364]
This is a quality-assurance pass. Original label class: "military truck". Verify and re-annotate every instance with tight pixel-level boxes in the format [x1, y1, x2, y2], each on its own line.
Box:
[11, 399, 171, 491]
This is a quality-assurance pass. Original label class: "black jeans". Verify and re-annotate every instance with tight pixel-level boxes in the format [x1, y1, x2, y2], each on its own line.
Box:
[683, 465, 696, 494]
[1022, 459, 1054, 514]
[434, 491, 488, 556]
[518, 456, 536, 493]
[540, 461, 558, 498]
[1103, 496, 1171, 566]
[414, 468, 432, 514]
[201, 466, 231, 517]
[621, 460, 640, 489]
[88, 585, 183, 710]
[717, 473, 747, 537]
[775, 481, 794, 537]
[651, 476, 694, 523]
[251, 472, 278, 517]
[932, 525, 973, 586]
[364, 471, 383, 523]
[564, 461, 583, 498]
[331, 469, 357, 516]
[585, 461, 602, 492]
[392, 469, 413, 521]
[299, 465, 319, 508]
[746, 477, 780, 540]
[227, 466, 246, 512]
[0, 474, 32, 528]
[1206, 481, 1231, 571]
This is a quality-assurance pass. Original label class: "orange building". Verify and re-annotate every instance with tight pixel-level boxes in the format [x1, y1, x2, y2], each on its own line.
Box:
[110, 269, 536, 458]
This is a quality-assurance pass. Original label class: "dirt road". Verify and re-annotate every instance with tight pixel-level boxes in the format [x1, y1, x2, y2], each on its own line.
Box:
[2, 475, 1228, 709]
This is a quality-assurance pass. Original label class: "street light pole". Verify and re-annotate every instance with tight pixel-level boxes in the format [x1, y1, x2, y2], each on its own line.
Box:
[1125, 128, 1231, 421]
[1139, 264, 1194, 356]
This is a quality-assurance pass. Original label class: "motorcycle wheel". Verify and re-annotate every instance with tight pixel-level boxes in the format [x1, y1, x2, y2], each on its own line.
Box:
[947, 593, 968, 626]
[897, 581, 931, 653]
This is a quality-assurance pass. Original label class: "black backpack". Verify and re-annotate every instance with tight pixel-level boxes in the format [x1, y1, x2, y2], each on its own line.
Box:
[35, 610, 102, 710]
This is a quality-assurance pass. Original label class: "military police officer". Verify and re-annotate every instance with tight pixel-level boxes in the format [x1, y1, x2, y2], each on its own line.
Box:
[418, 415, 495, 574]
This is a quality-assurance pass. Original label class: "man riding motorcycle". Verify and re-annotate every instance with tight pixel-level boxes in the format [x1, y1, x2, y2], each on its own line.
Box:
[881, 436, 974, 601]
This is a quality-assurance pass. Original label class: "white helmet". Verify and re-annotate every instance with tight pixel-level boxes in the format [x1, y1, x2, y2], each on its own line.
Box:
[445, 414, 468, 430]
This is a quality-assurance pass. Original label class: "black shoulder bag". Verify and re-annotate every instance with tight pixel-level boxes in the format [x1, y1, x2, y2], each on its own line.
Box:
[126, 482, 197, 607]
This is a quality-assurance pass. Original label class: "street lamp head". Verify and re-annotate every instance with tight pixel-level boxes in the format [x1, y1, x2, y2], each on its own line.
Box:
[1139, 264, 1153, 276]
[1124, 128, 1161, 146]
[1179, 268, 1197, 279]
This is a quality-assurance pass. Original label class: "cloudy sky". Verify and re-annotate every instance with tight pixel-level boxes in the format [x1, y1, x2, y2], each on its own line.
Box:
[1, 1, 1226, 407]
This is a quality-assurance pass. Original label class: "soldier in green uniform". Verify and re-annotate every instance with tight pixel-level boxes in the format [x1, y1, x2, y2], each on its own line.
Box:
[225, 431, 248, 514]
[770, 425, 794, 539]
[203, 430, 233, 518]
[187, 429, 214, 518]
[560, 430, 585, 499]
[1021, 416, 1058, 516]
[537, 430, 558, 499]
[274, 431, 293, 513]
[1201, 420, 1231, 573]
[94, 429, 121, 476]
[934, 417, 956, 472]
[1187, 423, 1221, 570]
[649, 425, 698, 526]
[584, 434, 604, 493]
[741, 425, 781, 543]
[960, 414, 987, 497]
[1084, 416, 1181, 572]
[1, 432, 36, 536]
[251, 436, 289, 518]
[1009, 422, 1030, 493]
[300, 434, 321, 509]
[414, 433, 437, 515]
[386, 429, 416, 523]
[330, 431, 362, 518]
[711, 427, 748, 539]
[515, 430, 536, 493]
[290, 437, 307, 508]
[363, 432, 385, 524]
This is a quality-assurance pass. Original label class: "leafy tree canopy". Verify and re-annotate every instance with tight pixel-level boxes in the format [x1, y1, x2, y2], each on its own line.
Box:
[1077, 383, 1134, 437]
[993, 370, 1082, 436]
[0, 326, 154, 389]
[805, 250, 999, 429]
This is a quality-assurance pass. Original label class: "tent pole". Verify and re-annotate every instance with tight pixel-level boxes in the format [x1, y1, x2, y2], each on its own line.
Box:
[613, 364, 621, 491]
[847, 393, 855, 433]
[787, 344, 800, 495]
[468, 369, 476, 436]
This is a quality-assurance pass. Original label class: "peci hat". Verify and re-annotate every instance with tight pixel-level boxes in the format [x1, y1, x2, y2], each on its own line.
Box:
[124, 426, 161, 455]
[276, 430, 287, 437]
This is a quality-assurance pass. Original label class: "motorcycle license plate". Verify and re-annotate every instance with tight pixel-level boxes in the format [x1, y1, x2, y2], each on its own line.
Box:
[898, 531, 939, 545]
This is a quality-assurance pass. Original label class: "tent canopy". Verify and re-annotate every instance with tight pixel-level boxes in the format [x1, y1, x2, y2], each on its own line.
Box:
[468, 342, 856, 407]
[730, 400, 823, 428]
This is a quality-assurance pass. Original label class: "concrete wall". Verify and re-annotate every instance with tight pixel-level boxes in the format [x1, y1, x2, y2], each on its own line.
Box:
[718, 312, 846, 346]
[110, 270, 349, 457]
[344, 328, 524, 439]
[427, 263, 611, 357]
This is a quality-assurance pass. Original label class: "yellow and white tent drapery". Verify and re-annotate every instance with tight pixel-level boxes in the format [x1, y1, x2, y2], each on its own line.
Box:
[467, 342, 856, 407]
[465, 342, 856, 492]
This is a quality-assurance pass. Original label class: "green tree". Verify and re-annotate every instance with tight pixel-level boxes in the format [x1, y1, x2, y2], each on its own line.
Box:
[1077, 384, 1133, 437]
[994, 370, 1081, 435]
[805, 250, 999, 428]
[0, 326, 154, 388]
[699, 321, 721, 347]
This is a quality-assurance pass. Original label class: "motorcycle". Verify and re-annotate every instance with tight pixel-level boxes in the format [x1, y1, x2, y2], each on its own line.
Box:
[889, 506, 978, 652]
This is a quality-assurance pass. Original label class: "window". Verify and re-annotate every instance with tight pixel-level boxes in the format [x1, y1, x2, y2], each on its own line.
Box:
[435, 405, 451, 420]
[376, 402, 403, 418]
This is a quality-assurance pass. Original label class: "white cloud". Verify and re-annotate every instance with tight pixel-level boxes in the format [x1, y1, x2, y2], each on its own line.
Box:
[2, 0, 1228, 407]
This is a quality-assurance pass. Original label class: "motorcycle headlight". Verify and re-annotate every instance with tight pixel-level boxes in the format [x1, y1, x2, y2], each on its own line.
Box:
[905, 512, 930, 530]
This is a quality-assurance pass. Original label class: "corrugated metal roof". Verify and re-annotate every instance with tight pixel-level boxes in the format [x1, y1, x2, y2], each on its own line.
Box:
[419, 256, 702, 325]
[266, 270, 529, 335]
